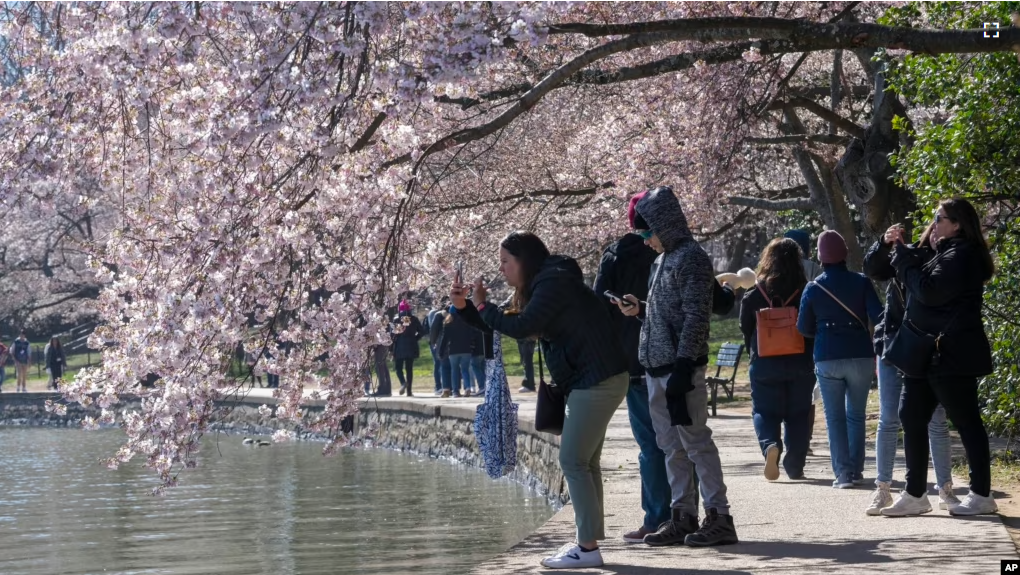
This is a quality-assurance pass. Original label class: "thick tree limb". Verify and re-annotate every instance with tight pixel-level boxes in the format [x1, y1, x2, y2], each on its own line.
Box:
[770, 97, 865, 139]
[424, 183, 611, 214]
[746, 134, 850, 145]
[728, 196, 813, 210]
[546, 17, 1020, 55]
[692, 207, 752, 240]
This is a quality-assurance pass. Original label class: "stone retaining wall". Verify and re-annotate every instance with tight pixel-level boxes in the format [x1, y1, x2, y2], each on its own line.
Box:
[0, 393, 565, 505]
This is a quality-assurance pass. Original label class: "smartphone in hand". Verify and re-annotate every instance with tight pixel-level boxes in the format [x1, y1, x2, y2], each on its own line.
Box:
[603, 290, 635, 308]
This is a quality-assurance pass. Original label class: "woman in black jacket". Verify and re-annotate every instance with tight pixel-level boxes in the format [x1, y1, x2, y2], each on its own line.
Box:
[862, 221, 956, 516]
[391, 301, 426, 397]
[739, 238, 814, 482]
[883, 198, 996, 517]
[450, 231, 628, 570]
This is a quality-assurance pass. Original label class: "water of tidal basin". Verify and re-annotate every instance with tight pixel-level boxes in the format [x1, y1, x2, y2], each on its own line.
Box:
[0, 427, 554, 575]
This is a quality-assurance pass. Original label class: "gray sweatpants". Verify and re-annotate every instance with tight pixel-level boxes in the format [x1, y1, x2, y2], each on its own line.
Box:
[647, 366, 731, 515]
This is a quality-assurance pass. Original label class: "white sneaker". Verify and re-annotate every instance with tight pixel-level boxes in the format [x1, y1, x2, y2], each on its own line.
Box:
[866, 482, 893, 516]
[540, 544, 604, 569]
[881, 491, 933, 517]
[764, 444, 780, 481]
[939, 482, 962, 510]
[949, 491, 998, 516]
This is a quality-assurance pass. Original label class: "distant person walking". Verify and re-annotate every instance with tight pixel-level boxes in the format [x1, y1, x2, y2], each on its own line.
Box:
[44, 336, 67, 390]
[516, 337, 536, 392]
[392, 300, 426, 397]
[0, 341, 8, 392]
[12, 331, 30, 393]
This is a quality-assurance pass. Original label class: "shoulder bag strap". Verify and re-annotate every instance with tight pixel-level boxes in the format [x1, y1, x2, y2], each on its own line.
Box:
[755, 282, 776, 308]
[813, 281, 868, 332]
[781, 288, 801, 307]
[537, 342, 545, 385]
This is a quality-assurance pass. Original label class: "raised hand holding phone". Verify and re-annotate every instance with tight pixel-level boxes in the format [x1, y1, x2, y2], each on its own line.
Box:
[450, 262, 469, 309]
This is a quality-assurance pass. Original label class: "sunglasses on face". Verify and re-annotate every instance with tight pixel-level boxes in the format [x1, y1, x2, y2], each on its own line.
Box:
[935, 213, 955, 224]
[636, 229, 654, 240]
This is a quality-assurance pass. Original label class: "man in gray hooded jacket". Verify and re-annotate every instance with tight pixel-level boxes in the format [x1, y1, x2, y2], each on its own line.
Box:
[618, 186, 737, 548]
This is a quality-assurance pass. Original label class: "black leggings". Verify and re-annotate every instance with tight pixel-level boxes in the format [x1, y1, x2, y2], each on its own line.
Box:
[395, 358, 414, 392]
[901, 375, 991, 497]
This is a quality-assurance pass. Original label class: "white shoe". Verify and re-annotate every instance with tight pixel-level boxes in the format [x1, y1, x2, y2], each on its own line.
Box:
[540, 544, 604, 569]
[764, 444, 780, 481]
[949, 491, 998, 516]
[939, 482, 962, 510]
[881, 491, 933, 517]
[866, 482, 893, 516]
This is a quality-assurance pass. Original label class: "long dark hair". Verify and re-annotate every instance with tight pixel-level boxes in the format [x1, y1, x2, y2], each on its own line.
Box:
[755, 238, 807, 303]
[500, 231, 550, 312]
[940, 197, 994, 281]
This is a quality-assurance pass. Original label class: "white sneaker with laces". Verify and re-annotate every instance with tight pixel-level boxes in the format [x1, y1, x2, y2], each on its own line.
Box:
[949, 491, 998, 516]
[939, 482, 962, 510]
[881, 491, 932, 517]
[866, 481, 893, 516]
[540, 543, 604, 569]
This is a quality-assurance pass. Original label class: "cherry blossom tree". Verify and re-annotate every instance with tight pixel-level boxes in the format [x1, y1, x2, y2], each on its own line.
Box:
[1, 1, 1017, 489]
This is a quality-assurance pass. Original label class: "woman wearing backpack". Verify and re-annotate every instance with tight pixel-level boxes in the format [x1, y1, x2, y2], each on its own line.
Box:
[882, 198, 996, 516]
[797, 231, 883, 489]
[740, 238, 815, 481]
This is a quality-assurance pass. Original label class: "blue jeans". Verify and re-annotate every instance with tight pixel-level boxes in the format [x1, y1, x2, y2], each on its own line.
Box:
[430, 345, 442, 392]
[625, 379, 671, 531]
[448, 354, 472, 394]
[875, 360, 952, 486]
[749, 364, 815, 477]
[470, 355, 486, 391]
[816, 358, 874, 480]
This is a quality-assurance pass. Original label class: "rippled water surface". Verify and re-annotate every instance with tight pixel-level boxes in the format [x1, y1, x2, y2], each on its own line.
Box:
[0, 427, 553, 575]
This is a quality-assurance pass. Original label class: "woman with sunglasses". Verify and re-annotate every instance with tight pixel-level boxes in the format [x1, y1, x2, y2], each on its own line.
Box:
[882, 198, 996, 516]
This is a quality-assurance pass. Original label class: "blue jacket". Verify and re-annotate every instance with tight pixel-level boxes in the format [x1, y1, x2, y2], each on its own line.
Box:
[797, 263, 882, 362]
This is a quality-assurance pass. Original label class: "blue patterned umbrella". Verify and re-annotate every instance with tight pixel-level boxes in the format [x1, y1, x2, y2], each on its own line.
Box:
[474, 331, 519, 479]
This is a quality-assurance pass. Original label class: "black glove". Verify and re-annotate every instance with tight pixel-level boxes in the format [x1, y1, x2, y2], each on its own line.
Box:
[665, 359, 696, 426]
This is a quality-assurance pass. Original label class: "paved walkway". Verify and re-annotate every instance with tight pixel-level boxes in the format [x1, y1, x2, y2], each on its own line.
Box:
[413, 382, 1016, 575]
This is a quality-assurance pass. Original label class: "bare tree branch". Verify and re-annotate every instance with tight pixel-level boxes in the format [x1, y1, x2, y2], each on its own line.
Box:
[771, 97, 866, 139]
[424, 183, 612, 214]
[746, 134, 851, 145]
[546, 17, 1020, 55]
[728, 196, 814, 210]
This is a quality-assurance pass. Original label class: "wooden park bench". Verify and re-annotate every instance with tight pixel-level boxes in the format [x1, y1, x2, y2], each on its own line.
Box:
[708, 342, 744, 417]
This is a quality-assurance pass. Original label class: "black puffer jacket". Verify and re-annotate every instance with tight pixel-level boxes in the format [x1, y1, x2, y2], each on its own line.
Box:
[440, 312, 476, 356]
[593, 233, 659, 378]
[890, 237, 993, 378]
[391, 312, 425, 360]
[863, 239, 933, 356]
[459, 255, 627, 393]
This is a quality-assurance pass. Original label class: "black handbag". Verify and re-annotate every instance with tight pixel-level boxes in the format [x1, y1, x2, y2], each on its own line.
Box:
[882, 283, 962, 377]
[534, 346, 565, 435]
